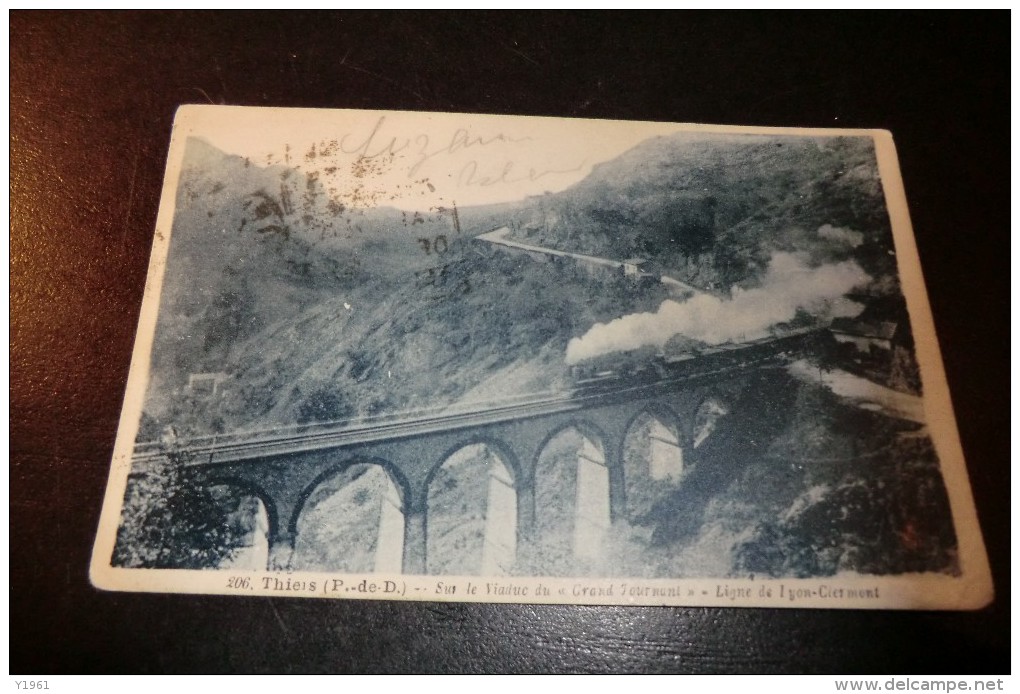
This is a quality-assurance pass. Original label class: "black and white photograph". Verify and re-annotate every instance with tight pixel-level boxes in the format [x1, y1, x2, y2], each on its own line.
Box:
[90, 106, 990, 608]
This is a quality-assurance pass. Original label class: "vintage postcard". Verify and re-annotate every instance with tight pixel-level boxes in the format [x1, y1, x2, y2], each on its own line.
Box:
[90, 106, 991, 609]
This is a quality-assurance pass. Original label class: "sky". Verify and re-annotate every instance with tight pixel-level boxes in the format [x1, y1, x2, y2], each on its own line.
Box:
[171, 106, 691, 210]
[171, 106, 879, 213]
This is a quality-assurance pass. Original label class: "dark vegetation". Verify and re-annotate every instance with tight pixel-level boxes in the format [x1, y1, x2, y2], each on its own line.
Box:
[633, 369, 957, 577]
[113, 450, 247, 569]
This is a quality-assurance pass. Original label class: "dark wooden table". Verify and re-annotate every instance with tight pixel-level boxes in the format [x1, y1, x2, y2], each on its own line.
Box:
[11, 11, 1008, 673]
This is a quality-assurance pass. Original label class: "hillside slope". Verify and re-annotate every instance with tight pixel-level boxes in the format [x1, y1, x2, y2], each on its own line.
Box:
[139, 138, 668, 439]
[498, 132, 896, 294]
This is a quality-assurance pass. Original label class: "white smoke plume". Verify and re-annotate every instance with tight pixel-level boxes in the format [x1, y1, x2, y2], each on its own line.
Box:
[817, 223, 864, 248]
[565, 252, 870, 365]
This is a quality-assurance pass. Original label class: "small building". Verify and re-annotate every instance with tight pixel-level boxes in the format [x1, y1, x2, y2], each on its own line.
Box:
[188, 372, 229, 396]
[622, 258, 648, 276]
[829, 319, 898, 353]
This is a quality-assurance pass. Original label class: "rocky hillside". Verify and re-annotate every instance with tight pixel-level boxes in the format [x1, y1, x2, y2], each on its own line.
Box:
[139, 131, 909, 441]
[139, 138, 669, 440]
[498, 132, 897, 294]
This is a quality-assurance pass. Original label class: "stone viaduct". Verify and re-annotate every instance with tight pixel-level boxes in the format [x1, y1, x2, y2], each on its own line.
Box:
[130, 334, 814, 574]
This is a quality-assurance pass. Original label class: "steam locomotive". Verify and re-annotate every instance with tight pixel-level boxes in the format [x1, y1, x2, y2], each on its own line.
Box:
[568, 326, 824, 393]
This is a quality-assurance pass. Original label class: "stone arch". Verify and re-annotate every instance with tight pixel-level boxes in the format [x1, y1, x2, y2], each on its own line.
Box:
[426, 435, 524, 495]
[204, 475, 276, 541]
[620, 404, 685, 522]
[691, 394, 732, 451]
[531, 419, 612, 569]
[291, 457, 410, 573]
[425, 437, 520, 576]
[204, 475, 273, 570]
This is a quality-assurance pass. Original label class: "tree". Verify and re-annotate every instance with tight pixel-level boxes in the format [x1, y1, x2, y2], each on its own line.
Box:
[112, 447, 243, 569]
[296, 387, 355, 424]
[888, 345, 922, 395]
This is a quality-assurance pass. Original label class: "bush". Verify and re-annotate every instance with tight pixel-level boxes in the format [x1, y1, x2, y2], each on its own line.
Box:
[112, 449, 243, 569]
[734, 436, 958, 577]
[296, 388, 355, 424]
